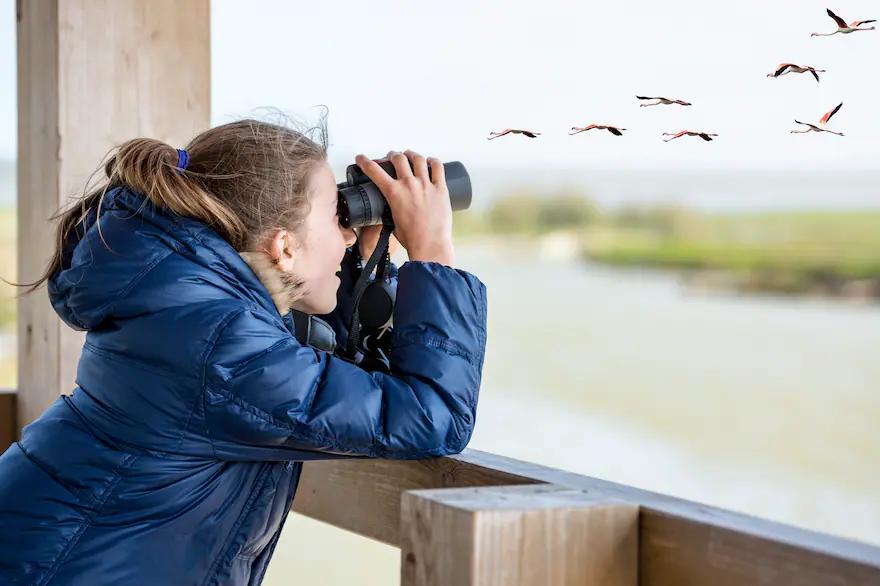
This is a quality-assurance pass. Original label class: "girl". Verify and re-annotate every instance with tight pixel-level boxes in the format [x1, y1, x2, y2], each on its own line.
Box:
[0, 119, 487, 584]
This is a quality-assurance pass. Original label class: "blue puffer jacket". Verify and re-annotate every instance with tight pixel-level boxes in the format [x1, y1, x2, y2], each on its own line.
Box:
[0, 186, 487, 585]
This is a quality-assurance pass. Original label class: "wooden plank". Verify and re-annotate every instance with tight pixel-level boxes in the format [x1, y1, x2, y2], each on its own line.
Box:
[0, 389, 15, 447]
[293, 449, 880, 584]
[294, 452, 543, 546]
[17, 0, 210, 429]
[400, 485, 638, 586]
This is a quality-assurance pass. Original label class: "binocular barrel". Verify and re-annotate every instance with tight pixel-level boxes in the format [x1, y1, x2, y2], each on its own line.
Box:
[337, 160, 472, 229]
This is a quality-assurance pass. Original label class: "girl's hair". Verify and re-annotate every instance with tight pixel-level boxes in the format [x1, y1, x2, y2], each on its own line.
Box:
[13, 113, 329, 295]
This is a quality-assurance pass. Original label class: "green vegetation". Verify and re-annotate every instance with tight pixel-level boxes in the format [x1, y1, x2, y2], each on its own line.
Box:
[458, 192, 880, 299]
[587, 208, 880, 295]
[0, 207, 16, 330]
[0, 207, 16, 388]
[480, 188, 600, 235]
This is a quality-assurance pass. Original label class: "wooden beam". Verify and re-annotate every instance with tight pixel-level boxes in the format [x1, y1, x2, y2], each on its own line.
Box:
[0, 389, 15, 446]
[16, 0, 210, 429]
[293, 449, 880, 585]
[294, 452, 542, 546]
[400, 485, 638, 586]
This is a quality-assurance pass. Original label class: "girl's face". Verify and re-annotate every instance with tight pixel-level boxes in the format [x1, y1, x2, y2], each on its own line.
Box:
[270, 162, 357, 315]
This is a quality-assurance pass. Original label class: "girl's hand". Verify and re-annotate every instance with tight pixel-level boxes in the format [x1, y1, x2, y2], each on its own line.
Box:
[354, 150, 455, 267]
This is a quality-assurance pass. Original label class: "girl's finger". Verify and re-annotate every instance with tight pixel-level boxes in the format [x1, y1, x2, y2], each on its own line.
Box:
[405, 150, 429, 181]
[355, 154, 395, 191]
[427, 156, 445, 186]
[388, 151, 414, 180]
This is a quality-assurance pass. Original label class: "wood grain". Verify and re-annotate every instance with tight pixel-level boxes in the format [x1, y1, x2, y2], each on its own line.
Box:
[400, 485, 638, 586]
[17, 0, 210, 429]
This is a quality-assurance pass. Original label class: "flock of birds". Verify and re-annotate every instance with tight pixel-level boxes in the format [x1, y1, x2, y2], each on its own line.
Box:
[487, 8, 874, 143]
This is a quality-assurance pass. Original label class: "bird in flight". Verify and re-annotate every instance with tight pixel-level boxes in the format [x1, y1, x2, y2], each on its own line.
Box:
[487, 128, 541, 140]
[569, 124, 627, 136]
[767, 63, 826, 83]
[662, 131, 718, 142]
[637, 96, 692, 107]
[812, 9, 875, 36]
[791, 102, 845, 136]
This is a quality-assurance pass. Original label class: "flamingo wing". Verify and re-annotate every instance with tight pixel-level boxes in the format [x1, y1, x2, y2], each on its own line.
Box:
[820, 102, 843, 125]
[608, 127, 623, 136]
[636, 96, 658, 100]
[699, 133, 714, 142]
[773, 63, 793, 76]
[851, 19, 876, 26]
[487, 129, 511, 140]
[521, 130, 540, 138]
[809, 68, 820, 82]
[826, 8, 848, 28]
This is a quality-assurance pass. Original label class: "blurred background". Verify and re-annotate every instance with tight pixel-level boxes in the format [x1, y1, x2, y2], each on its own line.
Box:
[1, 1, 878, 583]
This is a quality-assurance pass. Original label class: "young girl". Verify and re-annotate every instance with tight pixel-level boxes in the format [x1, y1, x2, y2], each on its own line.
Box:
[0, 119, 487, 584]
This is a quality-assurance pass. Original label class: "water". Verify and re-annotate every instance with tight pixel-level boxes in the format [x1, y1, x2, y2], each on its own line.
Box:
[264, 240, 880, 585]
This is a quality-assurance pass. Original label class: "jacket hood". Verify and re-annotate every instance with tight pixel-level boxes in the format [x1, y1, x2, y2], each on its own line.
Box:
[47, 186, 281, 331]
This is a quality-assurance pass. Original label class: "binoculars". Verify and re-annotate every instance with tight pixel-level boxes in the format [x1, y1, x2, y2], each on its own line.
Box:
[337, 159, 472, 229]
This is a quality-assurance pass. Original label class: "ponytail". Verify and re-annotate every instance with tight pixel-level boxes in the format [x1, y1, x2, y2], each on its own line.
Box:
[7, 116, 328, 296]
[7, 138, 244, 296]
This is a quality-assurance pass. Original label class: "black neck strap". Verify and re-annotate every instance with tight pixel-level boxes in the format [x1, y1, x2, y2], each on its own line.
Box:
[346, 224, 394, 358]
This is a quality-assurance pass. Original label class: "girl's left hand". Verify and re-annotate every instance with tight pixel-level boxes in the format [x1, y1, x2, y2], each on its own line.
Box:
[357, 225, 402, 260]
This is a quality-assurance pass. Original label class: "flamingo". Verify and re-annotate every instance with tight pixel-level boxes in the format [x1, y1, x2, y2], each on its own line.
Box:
[637, 96, 692, 107]
[662, 131, 718, 142]
[487, 128, 541, 140]
[569, 124, 627, 136]
[791, 102, 844, 136]
[767, 63, 826, 82]
[812, 9, 875, 36]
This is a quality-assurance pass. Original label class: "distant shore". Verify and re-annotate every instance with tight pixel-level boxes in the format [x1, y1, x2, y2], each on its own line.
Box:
[455, 212, 880, 304]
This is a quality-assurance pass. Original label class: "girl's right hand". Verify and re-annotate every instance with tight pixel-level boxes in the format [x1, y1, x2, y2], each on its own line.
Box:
[354, 150, 455, 267]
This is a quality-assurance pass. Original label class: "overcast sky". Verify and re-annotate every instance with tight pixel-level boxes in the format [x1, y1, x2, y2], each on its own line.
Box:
[1, 0, 878, 171]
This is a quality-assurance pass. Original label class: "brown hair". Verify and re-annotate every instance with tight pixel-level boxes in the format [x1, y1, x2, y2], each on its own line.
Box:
[13, 113, 329, 295]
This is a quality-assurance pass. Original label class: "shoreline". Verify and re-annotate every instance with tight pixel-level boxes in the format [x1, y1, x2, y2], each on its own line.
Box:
[454, 233, 880, 304]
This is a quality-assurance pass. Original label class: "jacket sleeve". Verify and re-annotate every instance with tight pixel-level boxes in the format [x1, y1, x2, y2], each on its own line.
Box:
[203, 261, 487, 461]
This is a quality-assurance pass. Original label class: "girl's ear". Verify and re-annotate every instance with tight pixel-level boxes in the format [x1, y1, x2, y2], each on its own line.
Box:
[263, 229, 299, 267]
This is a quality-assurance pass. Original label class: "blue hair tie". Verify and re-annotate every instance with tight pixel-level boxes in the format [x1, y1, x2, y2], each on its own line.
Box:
[176, 148, 189, 170]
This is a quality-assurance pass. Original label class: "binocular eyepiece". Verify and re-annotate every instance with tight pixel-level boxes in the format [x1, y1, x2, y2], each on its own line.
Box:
[337, 160, 472, 229]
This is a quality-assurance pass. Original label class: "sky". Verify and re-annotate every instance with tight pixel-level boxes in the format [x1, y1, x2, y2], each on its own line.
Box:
[1, 0, 879, 172]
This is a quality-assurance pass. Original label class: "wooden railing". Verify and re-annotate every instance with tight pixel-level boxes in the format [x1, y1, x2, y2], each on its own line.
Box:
[1, 390, 879, 583]
[292, 449, 880, 585]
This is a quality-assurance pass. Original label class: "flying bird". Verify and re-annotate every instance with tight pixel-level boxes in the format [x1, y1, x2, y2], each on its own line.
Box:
[791, 102, 845, 136]
[637, 96, 692, 107]
[487, 128, 541, 140]
[812, 9, 875, 36]
[569, 124, 627, 136]
[662, 131, 718, 142]
[767, 63, 826, 82]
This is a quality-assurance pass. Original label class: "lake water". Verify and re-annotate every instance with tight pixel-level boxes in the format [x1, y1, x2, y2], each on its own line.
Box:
[264, 239, 880, 585]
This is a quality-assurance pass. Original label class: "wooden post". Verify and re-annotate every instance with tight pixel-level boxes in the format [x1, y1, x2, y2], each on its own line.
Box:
[400, 484, 639, 586]
[16, 0, 210, 431]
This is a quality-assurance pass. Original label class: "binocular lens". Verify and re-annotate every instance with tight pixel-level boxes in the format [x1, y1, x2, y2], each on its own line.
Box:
[337, 160, 472, 229]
